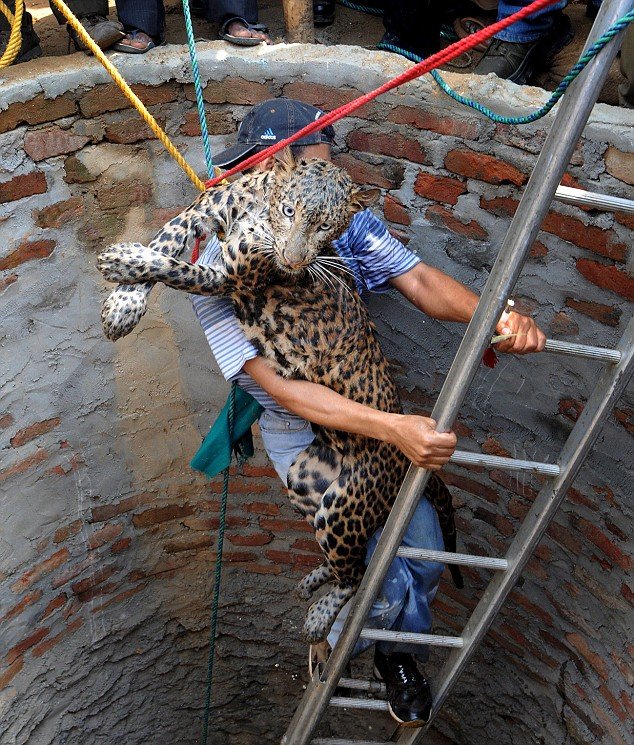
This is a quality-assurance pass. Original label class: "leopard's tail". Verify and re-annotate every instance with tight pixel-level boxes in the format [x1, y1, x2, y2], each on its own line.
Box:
[425, 473, 464, 589]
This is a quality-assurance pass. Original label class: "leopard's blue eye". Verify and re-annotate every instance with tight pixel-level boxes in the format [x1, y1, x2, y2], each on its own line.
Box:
[281, 204, 295, 218]
[319, 222, 331, 231]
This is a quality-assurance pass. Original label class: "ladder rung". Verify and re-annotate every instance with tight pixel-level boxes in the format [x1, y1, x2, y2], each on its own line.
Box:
[395, 547, 508, 570]
[313, 740, 388, 745]
[359, 629, 463, 647]
[543, 338, 621, 363]
[339, 677, 386, 694]
[329, 697, 389, 711]
[554, 185, 634, 214]
[450, 450, 560, 475]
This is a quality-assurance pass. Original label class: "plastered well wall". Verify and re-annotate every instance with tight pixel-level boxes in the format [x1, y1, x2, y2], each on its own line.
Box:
[0, 44, 632, 744]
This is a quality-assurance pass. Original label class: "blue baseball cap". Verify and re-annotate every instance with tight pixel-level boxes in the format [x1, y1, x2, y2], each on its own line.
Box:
[214, 98, 336, 168]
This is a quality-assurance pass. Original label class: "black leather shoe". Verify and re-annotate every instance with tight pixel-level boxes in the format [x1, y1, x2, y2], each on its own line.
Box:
[314, 1, 335, 27]
[374, 649, 432, 727]
[474, 12, 572, 85]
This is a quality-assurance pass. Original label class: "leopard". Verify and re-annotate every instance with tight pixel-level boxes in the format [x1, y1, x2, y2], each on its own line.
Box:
[98, 150, 462, 644]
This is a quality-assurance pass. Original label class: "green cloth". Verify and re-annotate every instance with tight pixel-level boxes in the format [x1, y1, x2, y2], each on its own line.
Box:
[190, 387, 264, 478]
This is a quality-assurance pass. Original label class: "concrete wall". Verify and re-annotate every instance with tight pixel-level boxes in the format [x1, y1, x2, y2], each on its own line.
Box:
[0, 44, 632, 745]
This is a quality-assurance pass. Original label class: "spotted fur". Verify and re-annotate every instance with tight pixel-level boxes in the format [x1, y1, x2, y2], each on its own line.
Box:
[98, 150, 461, 643]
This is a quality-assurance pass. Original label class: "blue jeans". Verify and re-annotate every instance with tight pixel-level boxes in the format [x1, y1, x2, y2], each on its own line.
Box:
[496, 0, 568, 43]
[259, 408, 445, 660]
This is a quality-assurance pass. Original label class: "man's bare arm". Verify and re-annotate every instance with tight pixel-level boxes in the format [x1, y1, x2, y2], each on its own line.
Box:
[243, 357, 457, 470]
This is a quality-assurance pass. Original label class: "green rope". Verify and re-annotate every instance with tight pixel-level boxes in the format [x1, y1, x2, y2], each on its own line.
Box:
[377, 10, 634, 125]
[201, 381, 237, 744]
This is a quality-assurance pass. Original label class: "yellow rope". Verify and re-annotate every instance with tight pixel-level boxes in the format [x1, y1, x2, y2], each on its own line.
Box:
[48, 0, 206, 191]
[0, 0, 24, 68]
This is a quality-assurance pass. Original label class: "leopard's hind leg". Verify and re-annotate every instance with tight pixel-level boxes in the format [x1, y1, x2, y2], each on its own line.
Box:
[287, 443, 341, 601]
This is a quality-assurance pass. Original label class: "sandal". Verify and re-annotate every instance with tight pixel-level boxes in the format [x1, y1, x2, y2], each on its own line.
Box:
[219, 17, 269, 46]
[113, 30, 159, 54]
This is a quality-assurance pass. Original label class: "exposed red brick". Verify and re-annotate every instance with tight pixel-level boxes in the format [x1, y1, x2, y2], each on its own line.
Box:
[614, 211, 634, 231]
[542, 212, 627, 261]
[388, 227, 410, 245]
[347, 130, 426, 164]
[1, 589, 43, 623]
[34, 197, 84, 229]
[574, 517, 631, 570]
[240, 464, 279, 479]
[24, 127, 89, 162]
[31, 618, 83, 658]
[180, 109, 235, 138]
[40, 593, 67, 620]
[87, 523, 123, 550]
[77, 581, 118, 603]
[104, 118, 157, 144]
[500, 622, 559, 669]
[387, 106, 478, 139]
[244, 501, 280, 516]
[442, 472, 499, 503]
[185, 78, 272, 106]
[70, 566, 117, 596]
[132, 503, 194, 528]
[481, 437, 511, 458]
[96, 180, 153, 210]
[577, 259, 634, 300]
[565, 297, 621, 327]
[426, 204, 488, 240]
[259, 517, 313, 534]
[51, 553, 99, 590]
[480, 194, 518, 217]
[445, 149, 527, 186]
[0, 413, 14, 430]
[90, 492, 154, 522]
[53, 520, 82, 544]
[0, 657, 23, 690]
[0, 449, 49, 484]
[550, 311, 579, 336]
[291, 538, 322, 554]
[164, 534, 212, 553]
[473, 506, 514, 537]
[6, 627, 50, 664]
[0, 239, 56, 272]
[225, 550, 257, 563]
[182, 515, 248, 531]
[489, 469, 538, 500]
[558, 396, 584, 423]
[111, 537, 132, 554]
[566, 634, 606, 681]
[0, 93, 76, 134]
[333, 153, 400, 189]
[91, 583, 145, 612]
[507, 498, 529, 520]
[614, 407, 634, 436]
[10, 417, 60, 448]
[0, 274, 18, 293]
[414, 172, 466, 205]
[510, 590, 553, 626]
[530, 240, 548, 259]
[0, 172, 47, 204]
[78, 84, 131, 117]
[590, 700, 630, 745]
[208, 479, 268, 494]
[227, 532, 273, 547]
[383, 195, 411, 226]
[264, 549, 295, 566]
[282, 82, 374, 118]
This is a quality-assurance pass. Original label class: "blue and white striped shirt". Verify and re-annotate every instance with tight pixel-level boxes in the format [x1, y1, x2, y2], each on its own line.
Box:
[191, 209, 420, 411]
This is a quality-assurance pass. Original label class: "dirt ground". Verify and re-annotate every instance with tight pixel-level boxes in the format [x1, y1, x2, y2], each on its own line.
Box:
[17, 0, 626, 105]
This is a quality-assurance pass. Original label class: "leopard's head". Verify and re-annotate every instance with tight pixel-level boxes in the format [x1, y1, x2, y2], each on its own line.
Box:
[267, 148, 379, 277]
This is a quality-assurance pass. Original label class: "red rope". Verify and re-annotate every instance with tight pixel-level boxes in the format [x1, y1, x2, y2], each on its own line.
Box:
[205, 0, 560, 189]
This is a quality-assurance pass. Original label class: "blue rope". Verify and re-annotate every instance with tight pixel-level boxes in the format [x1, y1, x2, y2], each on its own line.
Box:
[182, 0, 214, 178]
[376, 10, 634, 126]
[201, 381, 237, 744]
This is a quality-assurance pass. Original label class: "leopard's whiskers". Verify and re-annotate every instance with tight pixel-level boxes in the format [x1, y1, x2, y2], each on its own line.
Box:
[316, 258, 356, 280]
[310, 263, 337, 293]
[314, 262, 354, 300]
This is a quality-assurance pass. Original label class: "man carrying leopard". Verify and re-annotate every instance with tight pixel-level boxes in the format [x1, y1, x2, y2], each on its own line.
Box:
[103, 99, 546, 727]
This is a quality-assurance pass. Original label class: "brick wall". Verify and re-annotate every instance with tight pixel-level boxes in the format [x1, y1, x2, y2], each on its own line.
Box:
[0, 45, 631, 744]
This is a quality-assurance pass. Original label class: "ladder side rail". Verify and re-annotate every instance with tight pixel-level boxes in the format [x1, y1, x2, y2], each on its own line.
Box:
[282, 3, 631, 742]
[399, 317, 634, 745]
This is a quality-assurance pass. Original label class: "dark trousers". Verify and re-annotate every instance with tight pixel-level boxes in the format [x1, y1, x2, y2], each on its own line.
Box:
[50, 0, 109, 24]
[205, 0, 258, 24]
[383, 1, 442, 57]
[114, 0, 165, 38]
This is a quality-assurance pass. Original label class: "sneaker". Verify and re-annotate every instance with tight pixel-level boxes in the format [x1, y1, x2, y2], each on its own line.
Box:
[68, 15, 125, 53]
[474, 11, 573, 85]
[373, 649, 432, 727]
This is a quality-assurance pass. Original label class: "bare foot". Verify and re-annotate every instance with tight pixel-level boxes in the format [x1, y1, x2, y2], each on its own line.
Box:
[226, 20, 270, 43]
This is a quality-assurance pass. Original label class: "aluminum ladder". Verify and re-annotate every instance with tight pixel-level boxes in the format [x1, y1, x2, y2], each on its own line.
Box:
[281, 1, 634, 743]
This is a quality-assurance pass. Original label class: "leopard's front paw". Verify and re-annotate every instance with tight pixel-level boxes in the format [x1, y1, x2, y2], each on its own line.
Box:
[302, 586, 355, 643]
[97, 243, 157, 285]
[101, 285, 149, 340]
[296, 563, 333, 601]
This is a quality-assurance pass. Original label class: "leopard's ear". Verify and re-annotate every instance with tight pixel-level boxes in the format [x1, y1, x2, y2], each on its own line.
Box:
[349, 186, 381, 213]
[274, 146, 295, 174]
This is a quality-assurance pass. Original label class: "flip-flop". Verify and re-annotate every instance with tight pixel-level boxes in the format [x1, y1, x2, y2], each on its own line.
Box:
[113, 30, 157, 54]
[219, 17, 269, 46]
